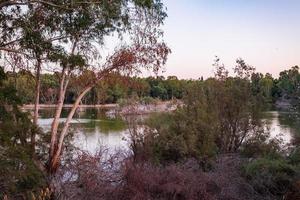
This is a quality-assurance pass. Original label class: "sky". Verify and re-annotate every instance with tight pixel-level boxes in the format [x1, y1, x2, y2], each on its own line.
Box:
[160, 0, 300, 79]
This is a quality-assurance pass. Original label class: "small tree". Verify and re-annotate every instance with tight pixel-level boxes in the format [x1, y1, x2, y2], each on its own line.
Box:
[213, 58, 262, 152]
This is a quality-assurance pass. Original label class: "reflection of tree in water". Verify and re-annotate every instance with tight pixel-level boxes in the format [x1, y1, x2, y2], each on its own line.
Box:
[84, 117, 126, 134]
[76, 108, 107, 119]
[260, 111, 299, 145]
[38, 107, 127, 135]
[39, 107, 109, 119]
[80, 108, 126, 134]
[38, 108, 56, 118]
[39, 108, 78, 118]
[277, 112, 300, 145]
[262, 112, 275, 127]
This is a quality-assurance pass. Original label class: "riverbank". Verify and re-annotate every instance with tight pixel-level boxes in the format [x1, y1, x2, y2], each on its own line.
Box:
[22, 104, 118, 109]
[22, 100, 181, 114]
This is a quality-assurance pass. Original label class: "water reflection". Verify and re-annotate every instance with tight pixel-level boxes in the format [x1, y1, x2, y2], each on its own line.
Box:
[37, 108, 128, 153]
[263, 111, 300, 145]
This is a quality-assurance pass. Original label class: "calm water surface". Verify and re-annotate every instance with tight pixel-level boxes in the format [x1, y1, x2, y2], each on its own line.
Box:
[37, 108, 129, 153]
[263, 111, 300, 145]
[35, 108, 300, 154]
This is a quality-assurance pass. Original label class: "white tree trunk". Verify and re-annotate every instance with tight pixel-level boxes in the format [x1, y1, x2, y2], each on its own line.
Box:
[48, 86, 92, 173]
[49, 68, 68, 158]
[32, 58, 41, 153]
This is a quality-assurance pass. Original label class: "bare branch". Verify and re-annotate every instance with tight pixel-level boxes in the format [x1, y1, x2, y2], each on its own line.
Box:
[0, 47, 30, 57]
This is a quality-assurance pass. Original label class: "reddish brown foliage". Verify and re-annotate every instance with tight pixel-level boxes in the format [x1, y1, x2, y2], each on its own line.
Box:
[54, 151, 270, 200]
[55, 148, 214, 200]
[56, 150, 270, 200]
[118, 160, 212, 200]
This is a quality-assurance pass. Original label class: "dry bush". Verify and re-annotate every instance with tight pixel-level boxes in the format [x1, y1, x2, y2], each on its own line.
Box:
[53, 149, 274, 200]
[54, 148, 215, 200]
[53, 148, 124, 200]
[116, 160, 213, 200]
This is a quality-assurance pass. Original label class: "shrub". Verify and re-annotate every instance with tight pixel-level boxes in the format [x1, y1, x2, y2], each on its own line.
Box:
[55, 150, 214, 200]
[242, 157, 298, 197]
[240, 129, 283, 159]
[288, 146, 300, 165]
[140, 96, 156, 105]
[117, 160, 213, 200]
[0, 67, 48, 199]
[144, 111, 217, 165]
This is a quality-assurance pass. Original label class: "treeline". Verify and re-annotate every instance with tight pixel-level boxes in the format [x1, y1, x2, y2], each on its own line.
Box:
[4, 71, 189, 104]
[4, 65, 300, 108]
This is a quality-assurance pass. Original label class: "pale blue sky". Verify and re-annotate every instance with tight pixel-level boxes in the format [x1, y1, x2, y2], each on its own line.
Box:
[161, 0, 300, 79]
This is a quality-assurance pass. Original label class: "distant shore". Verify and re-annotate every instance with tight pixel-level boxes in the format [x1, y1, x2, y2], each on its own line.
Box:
[22, 100, 180, 114]
[22, 104, 118, 109]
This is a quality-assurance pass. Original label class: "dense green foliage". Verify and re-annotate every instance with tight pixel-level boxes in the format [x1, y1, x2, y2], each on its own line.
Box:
[243, 156, 300, 197]
[240, 141, 300, 199]
[3, 65, 299, 109]
[251, 65, 300, 110]
[0, 67, 47, 199]
[4, 71, 192, 104]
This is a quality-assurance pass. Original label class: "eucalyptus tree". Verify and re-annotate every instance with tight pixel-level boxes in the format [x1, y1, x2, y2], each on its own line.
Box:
[47, 0, 170, 173]
[0, 1, 64, 153]
[1, 0, 170, 174]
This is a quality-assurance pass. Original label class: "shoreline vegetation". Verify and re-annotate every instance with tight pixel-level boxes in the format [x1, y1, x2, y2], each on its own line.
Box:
[2, 66, 300, 200]
[2, 63, 300, 200]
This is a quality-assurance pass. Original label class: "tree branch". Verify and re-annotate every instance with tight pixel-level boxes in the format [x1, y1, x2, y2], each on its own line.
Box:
[0, 47, 30, 57]
[0, 0, 103, 10]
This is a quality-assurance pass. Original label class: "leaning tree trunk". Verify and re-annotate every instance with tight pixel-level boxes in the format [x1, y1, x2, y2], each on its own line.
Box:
[49, 68, 68, 159]
[48, 86, 92, 174]
[32, 58, 41, 152]
[49, 41, 78, 172]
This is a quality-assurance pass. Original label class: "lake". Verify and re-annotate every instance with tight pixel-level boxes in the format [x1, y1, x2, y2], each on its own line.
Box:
[35, 108, 300, 154]
[37, 108, 129, 153]
[263, 111, 300, 146]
